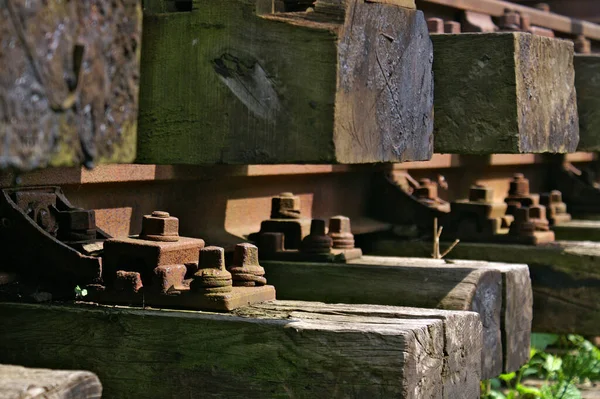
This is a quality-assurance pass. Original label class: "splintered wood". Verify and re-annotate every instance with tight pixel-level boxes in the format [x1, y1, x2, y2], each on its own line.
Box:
[137, 0, 434, 164]
[0, 1, 141, 171]
[0, 302, 482, 398]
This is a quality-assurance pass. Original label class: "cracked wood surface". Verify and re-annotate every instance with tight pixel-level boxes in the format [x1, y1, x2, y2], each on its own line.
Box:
[0, 0, 141, 171]
[137, 0, 433, 164]
[432, 33, 578, 154]
[0, 364, 102, 399]
[369, 238, 598, 336]
[0, 301, 481, 398]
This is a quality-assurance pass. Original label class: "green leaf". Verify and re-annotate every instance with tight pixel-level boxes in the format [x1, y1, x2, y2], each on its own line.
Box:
[531, 333, 559, 351]
[544, 354, 563, 373]
[499, 372, 517, 383]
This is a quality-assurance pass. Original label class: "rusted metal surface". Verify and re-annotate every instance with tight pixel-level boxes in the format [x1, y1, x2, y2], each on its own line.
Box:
[0, 0, 141, 171]
[92, 216, 275, 311]
[257, 217, 363, 263]
[417, 0, 600, 40]
[442, 185, 556, 245]
[369, 171, 450, 238]
[0, 187, 109, 295]
[551, 161, 600, 216]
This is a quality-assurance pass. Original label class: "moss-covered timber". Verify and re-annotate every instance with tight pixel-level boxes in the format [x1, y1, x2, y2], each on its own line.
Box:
[136, 0, 434, 165]
[432, 33, 579, 154]
[574, 55, 600, 151]
[368, 238, 600, 336]
[0, 301, 482, 398]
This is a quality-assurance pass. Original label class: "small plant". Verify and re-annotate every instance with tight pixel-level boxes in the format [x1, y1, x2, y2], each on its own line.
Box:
[431, 218, 460, 259]
[482, 334, 600, 399]
[74, 285, 88, 298]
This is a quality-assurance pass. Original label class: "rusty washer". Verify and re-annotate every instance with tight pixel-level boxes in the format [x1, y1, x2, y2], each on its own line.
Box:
[229, 243, 267, 287]
[328, 216, 355, 249]
[190, 246, 232, 294]
[300, 219, 333, 254]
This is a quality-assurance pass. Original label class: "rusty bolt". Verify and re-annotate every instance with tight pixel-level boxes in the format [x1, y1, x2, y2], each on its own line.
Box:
[529, 205, 550, 231]
[114, 270, 143, 293]
[62, 208, 96, 231]
[153, 264, 187, 294]
[535, 3, 550, 12]
[190, 246, 232, 294]
[259, 232, 286, 256]
[508, 173, 530, 196]
[328, 216, 355, 249]
[427, 18, 444, 34]
[271, 192, 301, 219]
[575, 35, 591, 54]
[229, 243, 267, 287]
[509, 207, 536, 236]
[498, 9, 521, 31]
[140, 211, 179, 242]
[469, 185, 494, 203]
[444, 21, 461, 34]
[301, 219, 333, 254]
[36, 208, 51, 230]
[414, 178, 438, 200]
[520, 13, 531, 31]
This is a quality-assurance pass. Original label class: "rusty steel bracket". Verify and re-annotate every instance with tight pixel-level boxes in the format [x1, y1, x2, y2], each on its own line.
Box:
[89, 230, 276, 312]
[250, 193, 362, 262]
[369, 171, 450, 238]
[442, 185, 555, 245]
[504, 173, 571, 226]
[550, 160, 600, 217]
[0, 186, 276, 311]
[0, 186, 109, 298]
[257, 217, 363, 263]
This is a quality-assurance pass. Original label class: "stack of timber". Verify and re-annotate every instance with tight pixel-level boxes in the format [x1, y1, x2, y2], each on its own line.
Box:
[367, 238, 600, 336]
[0, 301, 482, 398]
[262, 256, 532, 378]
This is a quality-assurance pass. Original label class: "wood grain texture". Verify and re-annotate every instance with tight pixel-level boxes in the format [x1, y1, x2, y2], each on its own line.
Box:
[262, 256, 503, 378]
[0, 364, 101, 399]
[432, 33, 578, 154]
[0, 301, 481, 399]
[574, 55, 600, 151]
[136, 0, 433, 165]
[369, 238, 599, 335]
[0, 0, 141, 171]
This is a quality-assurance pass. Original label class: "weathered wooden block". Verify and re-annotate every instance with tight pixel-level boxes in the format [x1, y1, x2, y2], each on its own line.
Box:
[0, 301, 481, 398]
[136, 0, 434, 165]
[263, 255, 530, 377]
[433, 33, 579, 154]
[574, 55, 600, 151]
[0, 364, 102, 399]
[0, 1, 142, 171]
[553, 219, 600, 241]
[369, 238, 600, 336]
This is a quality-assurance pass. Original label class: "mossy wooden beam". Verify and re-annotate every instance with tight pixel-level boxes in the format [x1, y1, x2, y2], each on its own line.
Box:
[0, 301, 481, 398]
[262, 256, 531, 377]
[574, 55, 600, 151]
[432, 33, 579, 154]
[0, 0, 141, 171]
[553, 220, 600, 241]
[367, 238, 600, 335]
[0, 364, 102, 399]
[136, 0, 434, 165]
